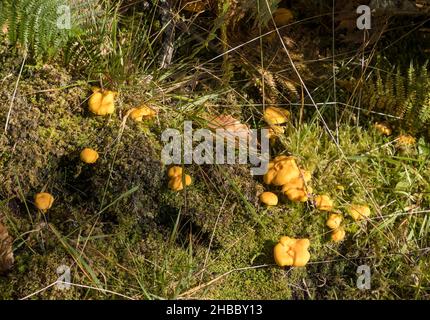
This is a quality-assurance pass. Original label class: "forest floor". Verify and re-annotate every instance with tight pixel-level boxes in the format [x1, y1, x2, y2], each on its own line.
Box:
[0, 2, 430, 299]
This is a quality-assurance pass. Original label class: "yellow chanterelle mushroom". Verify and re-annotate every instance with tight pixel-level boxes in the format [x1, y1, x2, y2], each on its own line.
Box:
[315, 195, 334, 211]
[260, 192, 278, 206]
[331, 227, 346, 243]
[129, 105, 157, 122]
[263, 106, 290, 126]
[326, 213, 343, 230]
[167, 166, 192, 191]
[347, 204, 371, 221]
[88, 87, 117, 116]
[80, 148, 99, 164]
[263, 156, 300, 186]
[34, 192, 54, 212]
[273, 236, 310, 267]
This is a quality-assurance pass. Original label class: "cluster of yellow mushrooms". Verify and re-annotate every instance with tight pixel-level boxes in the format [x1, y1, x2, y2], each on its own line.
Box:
[374, 122, 416, 149]
[34, 87, 157, 212]
[257, 106, 377, 267]
[167, 166, 192, 191]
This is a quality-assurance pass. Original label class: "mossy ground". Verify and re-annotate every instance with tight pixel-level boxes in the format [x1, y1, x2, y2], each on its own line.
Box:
[1, 26, 430, 300]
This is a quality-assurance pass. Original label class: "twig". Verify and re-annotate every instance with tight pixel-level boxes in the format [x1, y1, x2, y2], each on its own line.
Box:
[4, 52, 27, 134]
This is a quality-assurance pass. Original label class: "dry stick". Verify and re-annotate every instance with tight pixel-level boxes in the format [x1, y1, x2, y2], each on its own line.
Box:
[4, 52, 27, 134]
[332, 0, 339, 143]
[20, 280, 135, 300]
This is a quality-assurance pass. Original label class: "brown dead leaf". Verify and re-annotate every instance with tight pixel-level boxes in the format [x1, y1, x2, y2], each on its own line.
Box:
[207, 114, 250, 143]
[0, 222, 14, 274]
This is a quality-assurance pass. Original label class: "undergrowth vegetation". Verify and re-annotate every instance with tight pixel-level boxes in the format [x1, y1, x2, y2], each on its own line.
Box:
[0, 0, 429, 299]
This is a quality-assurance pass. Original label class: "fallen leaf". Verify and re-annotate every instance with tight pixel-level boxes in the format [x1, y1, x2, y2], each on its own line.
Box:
[207, 115, 250, 145]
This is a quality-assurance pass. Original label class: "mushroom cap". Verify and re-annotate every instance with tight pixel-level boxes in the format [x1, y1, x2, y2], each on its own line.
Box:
[167, 166, 183, 178]
[34, 192, 54, 211]
[168, 174, 192, 191]
[331, 227, 346, 243]
[315, 195, 334, 211]
[374, 122, 392, 136]
[80, 148, 99, 164]
[396, 134, 416, 148]
[265, 125, 285, 139]
[129, 105, 157, 122]
[88, 88, 116, 116]
[260, 192, 278, 206]
[284, 188, 309, 202]
[347, 204, 371, 221]
[274, 236, 310, 267]
[263, 106, 290, 125]
[264, 156, 300, 186]
[273, 8, 294, 26]
[326, 213, 343, 229]
[281, 177, 312, 202]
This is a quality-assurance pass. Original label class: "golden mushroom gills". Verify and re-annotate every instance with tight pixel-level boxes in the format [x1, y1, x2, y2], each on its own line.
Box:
[80, 148, 99, 164]
[263, 106, 290, 125]
[34, 192, 54, 211]
[274, 236, 310, 267]
[88, 87, 117, 116]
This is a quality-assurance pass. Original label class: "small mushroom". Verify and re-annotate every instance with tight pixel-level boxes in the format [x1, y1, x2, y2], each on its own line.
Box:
[167, 166, 183, 178]
[326, 213, 342, 230]
[263, 106, 290, 125]
[88, 87, 117, 116]
[281, 176, 312, 202]
[263, 156, 300, 186]
[396, 134, 416, 148]
[129, 105, 157, 122]
[168, 174, 192, 191]
[80, 148, 99, 164]
[260, 192, 278, 206]
[34, 192, 54, 212]
[315, 195, 334, 211]
[273, 236, 310, 267]
[347, 204, 370, 221]
[374, 122, 392, 136]
[331, 227, 346, 243]
[265, 125, 285, 140]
